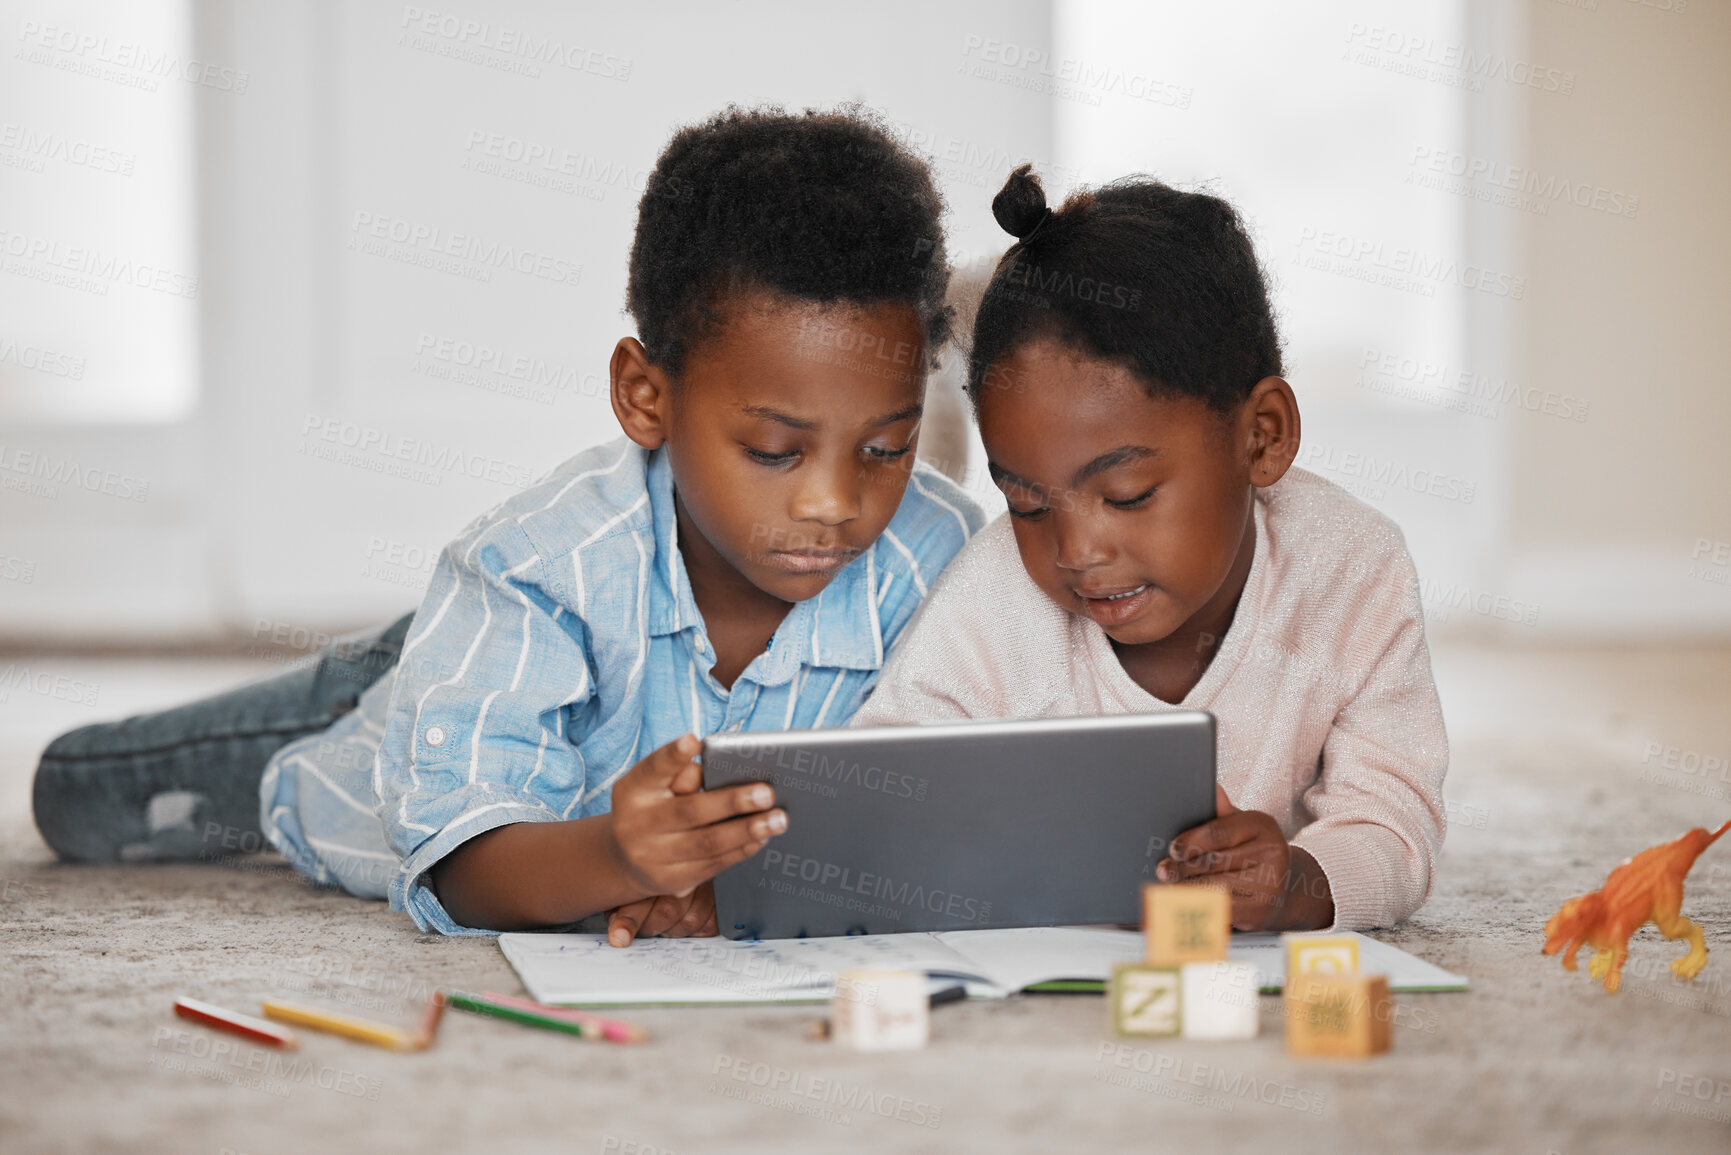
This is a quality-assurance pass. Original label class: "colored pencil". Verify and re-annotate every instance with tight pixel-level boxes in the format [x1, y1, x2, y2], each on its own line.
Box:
[446, 990, 647, 1044]
[261, 999, 420, 1052]
[174, 996, 300, 1050]
[476, 990, 649, 1043]
[413, 990, 448, 1049]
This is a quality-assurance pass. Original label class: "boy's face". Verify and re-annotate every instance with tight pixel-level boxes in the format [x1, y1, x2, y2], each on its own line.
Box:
[658, 295, 928, 604]
[978, 337, 1258, 646]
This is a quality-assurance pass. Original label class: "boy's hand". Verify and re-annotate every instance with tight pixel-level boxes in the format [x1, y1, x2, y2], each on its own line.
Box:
[606, 733, 786, 906]
[607, 881, 718, 946]
[1157, 786, 1334, 931]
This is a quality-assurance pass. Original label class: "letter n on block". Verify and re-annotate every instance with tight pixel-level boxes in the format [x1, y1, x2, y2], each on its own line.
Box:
[1285, 973, 1391, 1058]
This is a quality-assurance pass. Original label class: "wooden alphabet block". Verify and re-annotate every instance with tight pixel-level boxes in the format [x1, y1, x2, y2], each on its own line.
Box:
[831, 969, 927, 1052]
[1180, 960, 1261, 1040]
[1284, 973, 1391, 1058]
[1284, 933, 1360, 978]
[1143, 882, 1230, 966]
[1110, 963, 1182, 1037]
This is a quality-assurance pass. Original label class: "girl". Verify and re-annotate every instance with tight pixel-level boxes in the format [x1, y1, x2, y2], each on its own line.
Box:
[854, 166, 1448, 932]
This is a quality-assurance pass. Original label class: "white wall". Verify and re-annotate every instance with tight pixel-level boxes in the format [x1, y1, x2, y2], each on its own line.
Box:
[4, 0, 1726, 646]
[1498, 0, 1731, 634]
[1054, 0, 1729, 640]
[0, 0, 1053, 644]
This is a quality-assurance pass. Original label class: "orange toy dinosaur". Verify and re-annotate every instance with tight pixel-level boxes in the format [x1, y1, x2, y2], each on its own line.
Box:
[1543, 819, 1731, 993]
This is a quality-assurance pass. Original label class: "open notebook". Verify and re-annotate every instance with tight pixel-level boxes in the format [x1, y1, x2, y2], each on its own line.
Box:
[498, 927, 1469, 1007]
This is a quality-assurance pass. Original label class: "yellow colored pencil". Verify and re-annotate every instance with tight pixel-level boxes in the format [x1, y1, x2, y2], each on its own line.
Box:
[261, 999, 419, 1052]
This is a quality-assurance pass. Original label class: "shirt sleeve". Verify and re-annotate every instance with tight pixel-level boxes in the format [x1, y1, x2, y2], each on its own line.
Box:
[376, 521, 595, 935]
[1289, 553, 1449, 931]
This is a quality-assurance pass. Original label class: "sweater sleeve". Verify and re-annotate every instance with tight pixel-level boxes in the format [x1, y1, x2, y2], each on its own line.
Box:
[852, 517, 1048, 726]
[1289, 552, 1449, 930]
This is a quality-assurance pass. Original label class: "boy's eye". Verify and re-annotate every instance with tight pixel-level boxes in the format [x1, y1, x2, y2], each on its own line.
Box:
[1005, 502, 1050, 521]
[1104, 486, 1156, 510]
[746, 447, 799, 466]
[864, 444, 913, 462]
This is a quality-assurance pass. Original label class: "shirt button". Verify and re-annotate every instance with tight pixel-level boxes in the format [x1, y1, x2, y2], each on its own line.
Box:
[425, 725, 447, 747]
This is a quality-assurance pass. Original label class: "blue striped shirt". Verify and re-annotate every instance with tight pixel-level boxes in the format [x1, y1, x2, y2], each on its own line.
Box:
[260, 437, 982, 934]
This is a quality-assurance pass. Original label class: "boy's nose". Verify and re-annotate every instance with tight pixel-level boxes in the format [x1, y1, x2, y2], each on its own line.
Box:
[788, 461, 862, 526]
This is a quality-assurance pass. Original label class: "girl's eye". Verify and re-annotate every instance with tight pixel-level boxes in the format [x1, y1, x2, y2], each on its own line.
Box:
[746, 447, 799, 465]
[864, 444, 913, 461]
[1105, 486, 1156, 510]
[1006, 503, 1050, 521]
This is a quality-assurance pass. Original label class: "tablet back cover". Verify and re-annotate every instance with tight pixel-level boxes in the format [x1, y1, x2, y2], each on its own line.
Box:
[703, 712, 1216, 940]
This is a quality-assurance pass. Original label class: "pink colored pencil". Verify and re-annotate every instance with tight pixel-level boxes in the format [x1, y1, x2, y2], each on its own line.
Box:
[477, 991, 648, 1043]
[174, 996, 300, 1050]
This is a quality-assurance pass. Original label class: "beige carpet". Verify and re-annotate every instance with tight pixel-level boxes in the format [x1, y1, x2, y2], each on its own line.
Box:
[2, 643, 1728, 1154]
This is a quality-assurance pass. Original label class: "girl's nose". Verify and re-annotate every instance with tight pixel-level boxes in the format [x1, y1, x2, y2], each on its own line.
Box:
[1052, 511, 1111, 571]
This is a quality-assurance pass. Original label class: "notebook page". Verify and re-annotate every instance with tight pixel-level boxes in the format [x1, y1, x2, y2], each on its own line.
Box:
[933, 926, 1148, 992]
[498, 931, 993, 1006]
[1229, 932, 1471, 992]
[934, 927, 1471, 993]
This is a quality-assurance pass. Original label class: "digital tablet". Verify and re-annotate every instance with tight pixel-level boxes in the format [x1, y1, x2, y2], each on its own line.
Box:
[701, 712, 1216, 940]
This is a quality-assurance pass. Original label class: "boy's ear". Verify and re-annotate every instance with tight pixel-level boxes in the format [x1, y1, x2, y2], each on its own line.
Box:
[610, 338, 675, 450]
[1242, 376, 1301, 489]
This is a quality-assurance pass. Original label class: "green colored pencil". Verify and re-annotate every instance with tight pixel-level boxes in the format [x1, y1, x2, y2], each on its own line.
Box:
[444, 990, 648, 1043]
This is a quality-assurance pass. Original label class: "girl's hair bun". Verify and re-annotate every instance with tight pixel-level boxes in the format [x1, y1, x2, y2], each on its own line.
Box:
[992, 164, 1050, 242]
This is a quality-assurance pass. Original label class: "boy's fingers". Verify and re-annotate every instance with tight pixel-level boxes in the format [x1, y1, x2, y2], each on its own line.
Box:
[1215, 784, 1237, 817]
[633, 734, 701, 789]
[666, 782, 777, 829]
[638, 894, 693, 938]
[668, 750, 704, 796]
[665, 897, 712, 938]
[682, 838, 770, 881]
[670, 811, 785, 864]
[608, 897, 657, 947]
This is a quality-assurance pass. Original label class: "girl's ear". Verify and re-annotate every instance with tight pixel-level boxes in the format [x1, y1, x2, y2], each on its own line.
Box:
[1242, 376, 1301, 488]
[610, 338, 674, 449]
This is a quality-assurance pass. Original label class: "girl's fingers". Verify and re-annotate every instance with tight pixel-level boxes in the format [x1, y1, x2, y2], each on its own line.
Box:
[1169, 812, 1267, 862]
[1162, 842, 1274, 881]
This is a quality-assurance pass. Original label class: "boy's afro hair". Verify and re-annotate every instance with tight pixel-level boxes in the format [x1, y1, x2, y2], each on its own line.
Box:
[627, 104, 951, 377]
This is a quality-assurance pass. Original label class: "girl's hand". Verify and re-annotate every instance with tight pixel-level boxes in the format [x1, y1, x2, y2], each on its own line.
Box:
[605, 734, 786, 905]
[607, 881, 719, 946]
[1157, 786, 1335, 931]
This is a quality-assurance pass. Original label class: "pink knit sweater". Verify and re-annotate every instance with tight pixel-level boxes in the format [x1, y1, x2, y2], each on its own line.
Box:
[853, 467, 1449, 930]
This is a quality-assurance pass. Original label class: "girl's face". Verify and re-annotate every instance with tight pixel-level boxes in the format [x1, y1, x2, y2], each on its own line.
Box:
[978, 336, 1266, 646]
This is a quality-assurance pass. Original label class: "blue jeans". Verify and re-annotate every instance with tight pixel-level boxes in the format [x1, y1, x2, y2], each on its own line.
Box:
[31, 614, 414, 863]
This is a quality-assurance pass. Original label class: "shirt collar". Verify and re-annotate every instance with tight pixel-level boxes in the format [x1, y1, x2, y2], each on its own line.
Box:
[644, 446, 697, 638]
[641, 446, 885, 677]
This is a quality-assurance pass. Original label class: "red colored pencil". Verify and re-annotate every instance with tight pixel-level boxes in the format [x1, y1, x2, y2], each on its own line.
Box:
[411, 990, 448, 1050]
[174, 996, 300, 1050]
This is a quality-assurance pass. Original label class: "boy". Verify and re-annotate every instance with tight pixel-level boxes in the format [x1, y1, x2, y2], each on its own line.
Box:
[34, 107, 984, 939]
